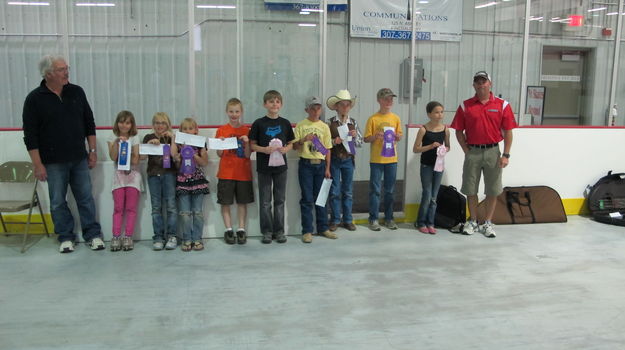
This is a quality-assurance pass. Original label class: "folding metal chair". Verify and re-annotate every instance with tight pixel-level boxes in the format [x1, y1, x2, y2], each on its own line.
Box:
[0, 161, 50, 253]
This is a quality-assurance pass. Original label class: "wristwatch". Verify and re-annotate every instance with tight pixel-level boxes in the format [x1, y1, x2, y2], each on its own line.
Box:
[502, 153, 510, 158]
[89, 148, 97, 153]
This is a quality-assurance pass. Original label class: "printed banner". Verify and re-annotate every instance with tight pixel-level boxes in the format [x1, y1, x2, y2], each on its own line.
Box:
[350, 0, 462, 42]
[265, 0, 347, 11]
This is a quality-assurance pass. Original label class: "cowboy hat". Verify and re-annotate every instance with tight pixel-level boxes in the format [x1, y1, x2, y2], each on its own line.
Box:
[326, 90, 357, 111]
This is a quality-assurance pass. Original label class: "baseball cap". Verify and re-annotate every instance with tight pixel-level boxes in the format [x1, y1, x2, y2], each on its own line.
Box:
[305, 96, 322, 109]
[473, 71, 491, 82]
[376, 88, 397, 99]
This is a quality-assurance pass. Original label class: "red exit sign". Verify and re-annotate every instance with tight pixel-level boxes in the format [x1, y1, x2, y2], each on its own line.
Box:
[569, 15, 584, 26]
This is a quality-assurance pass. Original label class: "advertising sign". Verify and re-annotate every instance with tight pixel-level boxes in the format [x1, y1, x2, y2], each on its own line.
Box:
[350, 0, 462, 42]
[265, 1, 348, 11]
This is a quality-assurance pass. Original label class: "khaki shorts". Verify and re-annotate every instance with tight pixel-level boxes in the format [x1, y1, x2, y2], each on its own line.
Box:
[461, 147, 503, 197]
[217, 179, 255, 205]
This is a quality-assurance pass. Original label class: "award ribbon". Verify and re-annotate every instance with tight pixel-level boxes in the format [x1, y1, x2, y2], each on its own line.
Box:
[347, 136, 356, 155]
[268, 138, 285, 167]
[434, 145, 447, 172]
[118, 140, 130, 170]
[180, 145, 196, 174]
[236, 139, 245, 158]
[381, 130, 396, 157]
[162, 144, 171, 168]
[311, 135, 328, 156]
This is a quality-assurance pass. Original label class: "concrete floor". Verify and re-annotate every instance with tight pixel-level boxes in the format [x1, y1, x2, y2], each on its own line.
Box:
[1, 216, 625, 350]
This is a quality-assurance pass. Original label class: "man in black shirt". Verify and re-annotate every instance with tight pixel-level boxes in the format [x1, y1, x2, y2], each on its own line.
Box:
[23, 55, 104, 253]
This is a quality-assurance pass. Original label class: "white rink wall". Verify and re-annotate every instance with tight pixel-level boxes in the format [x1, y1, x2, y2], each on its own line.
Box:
[2, 126, 625, 240]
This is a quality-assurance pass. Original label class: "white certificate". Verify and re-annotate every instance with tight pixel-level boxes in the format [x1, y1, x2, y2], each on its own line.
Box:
[175, 131, 206, 148]
[337, 124, 353, 154]
[139, 144, 164, 155]
[208, 137, 238, 150]
[315, 178, 333, 207]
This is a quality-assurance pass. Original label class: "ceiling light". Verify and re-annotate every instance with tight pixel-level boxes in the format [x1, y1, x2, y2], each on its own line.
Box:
[475, 2, 497, 9]
[75, 3, 115, 6]
[196, 5, 236, 9]
[7, 1, 49, 5]
[588, 7, 607, 13]
[298, 23, 316, 27]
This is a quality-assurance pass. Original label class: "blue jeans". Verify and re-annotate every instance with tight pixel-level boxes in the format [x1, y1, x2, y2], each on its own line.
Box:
[416, 164, 443, 227]
[147, 173, 177, 242]
[178, 193, 205, 242]
[298, 159, 328, 234]
[257, 171, 287, 236]
[329, 157, 354, 225]
[368, 162, 398, 222]
[45, 158, 102, 243]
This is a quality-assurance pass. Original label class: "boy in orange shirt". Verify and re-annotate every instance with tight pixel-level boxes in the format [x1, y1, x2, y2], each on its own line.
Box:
[216, 98, 254, 244]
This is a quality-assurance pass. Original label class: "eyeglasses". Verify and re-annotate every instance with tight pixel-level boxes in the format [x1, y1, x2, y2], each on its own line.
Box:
[154, 121, 169, 126]
[53, 66, 69, 73]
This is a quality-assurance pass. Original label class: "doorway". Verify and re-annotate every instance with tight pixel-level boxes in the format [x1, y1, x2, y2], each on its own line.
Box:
[540, 46, 591, 125]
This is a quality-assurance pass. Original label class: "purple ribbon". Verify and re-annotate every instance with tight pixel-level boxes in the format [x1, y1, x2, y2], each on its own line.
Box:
[347, 138, 356, 155]
[381, 130, 396, 157]
[162, 144, 171, 168]
[311, 135, 328, 156]
[180, 145, 196, 174]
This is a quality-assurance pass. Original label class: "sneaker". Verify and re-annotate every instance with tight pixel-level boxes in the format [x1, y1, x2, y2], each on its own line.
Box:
[417, 226, 429, 234]
[261, 233, 272, 244]
[329, 223, 338, 232]
[427, 226, 437, 235]
[89, 237, 105, 251]
[368, 220, 381, 231]
[153, 241, 164, 251]
[463, 220, 478, 235]
[319, 230, 338, 239]
[59, 240, 74, 253]
[480, 222, 497, 238]
[385, 219, 398, 230]
[302, 233, 313, 243]
[110, 236, 122, 251]
[121, 236, 134, 251]
[275, 233, 287, 244]
[224, 229, 236, 245]
[342, 222, 357, 231]
[236, 229, 247, 245]
[165, 236, 177, 250]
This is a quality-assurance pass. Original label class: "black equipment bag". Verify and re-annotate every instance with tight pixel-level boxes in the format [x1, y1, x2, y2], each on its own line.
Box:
[587, 171, 625, 226]
[433, 185, 466, 229]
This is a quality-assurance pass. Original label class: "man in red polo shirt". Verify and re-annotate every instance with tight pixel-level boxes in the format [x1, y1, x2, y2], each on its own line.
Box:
[450, 71, 517, 238]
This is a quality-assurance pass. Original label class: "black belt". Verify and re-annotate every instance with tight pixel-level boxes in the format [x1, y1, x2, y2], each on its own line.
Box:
[469, 143, 498, 149]
[300, 158, 323, 164]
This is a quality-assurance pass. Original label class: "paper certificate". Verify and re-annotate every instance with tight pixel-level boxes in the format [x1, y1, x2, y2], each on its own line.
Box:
[208, 137, 238, 150]
[139, 144, 165, 155]
[315, 178, 333, 207]
[337, 124, 354, 155]
[175, 131, 206, 148]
